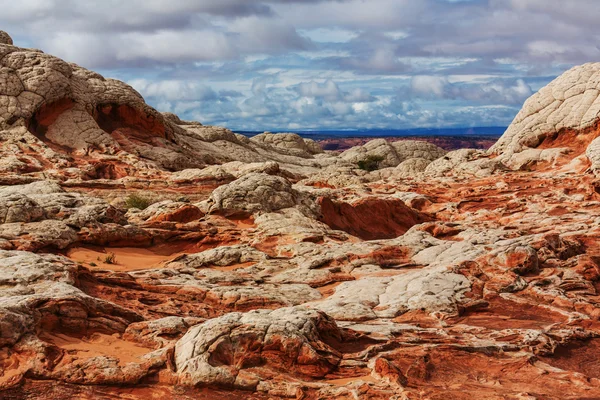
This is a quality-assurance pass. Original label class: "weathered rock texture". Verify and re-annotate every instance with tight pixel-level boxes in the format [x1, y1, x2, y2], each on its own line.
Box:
[3, 33, 600, 400]
[491, 62, 600, 171]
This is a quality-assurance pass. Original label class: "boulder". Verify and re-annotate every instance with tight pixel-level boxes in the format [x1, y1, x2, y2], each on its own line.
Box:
[207, 173, 309, 216]
[175, 307, 342, 387]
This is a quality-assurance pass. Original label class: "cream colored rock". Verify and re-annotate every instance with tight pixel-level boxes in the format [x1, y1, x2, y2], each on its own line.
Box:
[491, 62, 600, 167]
[425, 149, 506, 177]
[390, 140, 446, 161]
[126, 200, 203, 223]
[394, 157, 432, 178]
[0, 250, 141, 348]
[251, 132, 323, 158]
[586, 136, 600, 172]
[207, 173, 311, 216]
[0, 194, 45, 223]
[0, 220, 78, 250]
[503, 147, 569, 170]
[169, 166, 235, 184]
[125, 316, 203, 348]
[166, 245, 265, 269]
[312, 266, 470, 321]
[0, 31, 13, 45]
[341, 139, 445, 169]
[175, 307, 341, 387]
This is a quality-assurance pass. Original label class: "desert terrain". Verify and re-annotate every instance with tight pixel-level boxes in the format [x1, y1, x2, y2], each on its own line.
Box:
[2, 30, 600, 399]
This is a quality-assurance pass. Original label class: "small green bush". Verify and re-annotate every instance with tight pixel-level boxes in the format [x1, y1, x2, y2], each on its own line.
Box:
[125, 193, 153, 210]
[357, 155, 385, 171]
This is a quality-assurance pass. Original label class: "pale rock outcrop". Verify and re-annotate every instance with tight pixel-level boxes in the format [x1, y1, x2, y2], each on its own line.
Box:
[126, 200, 203, 224]
[340, 139, 446, 169]
[175, 307, 342, 387]
[0, 37, 214, 171]
[0, 30, 13, 45]
[124, 316, 204, 348]
[166, 245, 265, 269]
[425, 149, 506, 177]
[162, 112, 202, 126]
[0, 181, 63, 196]
[0, 250, 141, 346]
[301, 165, 370, 188]
[0, 194, 45, 223]
[394, 157, 432, 178]
[206, 173, 312, 216]
[251, 132, 323, 157]
[0, 220, 78, 250]
[303, 138, 324, 154]
[503, 147, 569, 170]
[490, 63, 600, 168]
[0, 181, 125, 235]
[390, 140, 447, 161]
[169, 166, 235, 185]
[586, 136, 600, 172]
[313, 266, 470, 321]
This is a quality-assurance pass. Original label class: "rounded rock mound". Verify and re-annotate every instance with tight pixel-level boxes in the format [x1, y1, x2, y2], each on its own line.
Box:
[490, 63, 600, 170]
[251, 132, 323, 157]
[207, 173, 306, 216]
[0, 31, 12, 45]
[175, 307, 343, 388]
[341, 139, 446, 169]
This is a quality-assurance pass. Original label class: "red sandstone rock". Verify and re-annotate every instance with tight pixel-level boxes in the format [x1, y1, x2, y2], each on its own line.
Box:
[3, 30, 600, 400]
[318, 196, 430, 240]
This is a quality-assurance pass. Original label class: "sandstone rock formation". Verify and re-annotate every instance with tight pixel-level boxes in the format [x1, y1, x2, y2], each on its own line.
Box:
[490, 62, 600, 171]
[340, 138, 446, 168]
[175, 307, 342, 388]
[3, 31, 600, 400]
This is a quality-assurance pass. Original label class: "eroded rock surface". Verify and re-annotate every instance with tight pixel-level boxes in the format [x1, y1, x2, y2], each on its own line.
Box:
[3, 33, 600, 400]
[491, 62, 600, 171]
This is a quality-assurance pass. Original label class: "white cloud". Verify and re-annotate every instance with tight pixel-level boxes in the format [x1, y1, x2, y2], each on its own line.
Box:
[129, 79, 217, 102]
[2, 0, 594, 130]
[299, 27, 359, 43]
[296, 80, 342, 101]
[409, 76, 532, 105]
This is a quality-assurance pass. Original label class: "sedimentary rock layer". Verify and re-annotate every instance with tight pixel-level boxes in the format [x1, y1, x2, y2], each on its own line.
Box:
[2, 30, 600, 399]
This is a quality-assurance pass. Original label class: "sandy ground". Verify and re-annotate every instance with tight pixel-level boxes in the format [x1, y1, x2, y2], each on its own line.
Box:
[39, 332, 151, 366]
[67, 246, 187, 271]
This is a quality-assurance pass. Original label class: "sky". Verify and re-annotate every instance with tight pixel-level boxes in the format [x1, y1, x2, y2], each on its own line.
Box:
[1, 0, 599, 131]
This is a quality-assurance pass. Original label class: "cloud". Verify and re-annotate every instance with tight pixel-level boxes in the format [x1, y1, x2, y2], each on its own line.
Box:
[295, 80, 342, 101]
[295, 80, 376, 102]
[129, 79, 218, 101]
[1, 0, 596, 130]
[410, 76, 533, 105]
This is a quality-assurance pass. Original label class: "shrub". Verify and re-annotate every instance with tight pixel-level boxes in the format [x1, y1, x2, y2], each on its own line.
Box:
[104, 253, 117, 264]
[357, 155, 385, 171]
[125, 193, 153, 210]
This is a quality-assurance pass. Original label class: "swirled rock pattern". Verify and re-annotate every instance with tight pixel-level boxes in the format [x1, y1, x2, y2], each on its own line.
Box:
[491, 62, 600, 171]
[3, 32, 600, 400]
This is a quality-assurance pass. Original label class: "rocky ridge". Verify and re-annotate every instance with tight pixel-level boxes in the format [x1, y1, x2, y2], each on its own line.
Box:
[2, 31, 600, 399]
